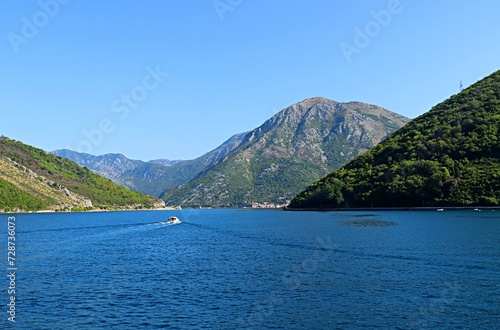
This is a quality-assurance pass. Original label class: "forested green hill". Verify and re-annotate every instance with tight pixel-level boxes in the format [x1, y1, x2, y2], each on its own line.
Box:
[0, 137, 163, 212]
[290, 70, 500, 209]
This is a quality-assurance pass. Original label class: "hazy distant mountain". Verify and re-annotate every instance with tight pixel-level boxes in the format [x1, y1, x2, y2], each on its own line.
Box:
[290, 71, 500, 209]
[52, 132, 247, 197]
[51, 150, 142, 183]
[162, 97, 410, 207]
[148, 159, 184, 167]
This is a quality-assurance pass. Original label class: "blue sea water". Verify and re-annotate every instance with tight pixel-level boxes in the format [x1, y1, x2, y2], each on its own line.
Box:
[2, 209, 499, 329]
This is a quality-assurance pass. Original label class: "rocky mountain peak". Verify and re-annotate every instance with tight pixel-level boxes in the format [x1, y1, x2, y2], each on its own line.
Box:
[162, 97, 410, 207]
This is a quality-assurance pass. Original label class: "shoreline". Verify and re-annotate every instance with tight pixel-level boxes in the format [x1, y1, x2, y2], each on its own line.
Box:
[285, 206, 500, 212]
[3, 206, 500, 215]
[0, 207, 180, 215]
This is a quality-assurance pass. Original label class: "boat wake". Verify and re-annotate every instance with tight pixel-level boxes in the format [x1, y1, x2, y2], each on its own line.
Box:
[148, 221, 182, 226]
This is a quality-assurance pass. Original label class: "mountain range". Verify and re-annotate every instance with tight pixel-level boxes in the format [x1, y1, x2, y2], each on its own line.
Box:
[54, 97, 408, 207]
[162, 97, 409, 207]
[6, 69, 500, 212]
[290, 70, 500, 209]
[52, 132, 247, 197]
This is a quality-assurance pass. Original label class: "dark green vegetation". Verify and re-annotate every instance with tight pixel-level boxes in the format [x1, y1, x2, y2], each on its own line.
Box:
[0, 137, 162, 211]
[162, 97, 409, 207]
[290, 70, 500, 209]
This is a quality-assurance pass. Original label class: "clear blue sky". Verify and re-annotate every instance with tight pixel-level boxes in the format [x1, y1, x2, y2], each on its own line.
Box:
[1, 0, 499, 161]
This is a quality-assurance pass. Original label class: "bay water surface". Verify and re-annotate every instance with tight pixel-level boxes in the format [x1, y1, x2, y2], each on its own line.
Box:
[3, 209, 500, 329]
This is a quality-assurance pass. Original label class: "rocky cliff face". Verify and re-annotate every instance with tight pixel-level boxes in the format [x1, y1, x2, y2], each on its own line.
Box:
[162, 97, 409, 207]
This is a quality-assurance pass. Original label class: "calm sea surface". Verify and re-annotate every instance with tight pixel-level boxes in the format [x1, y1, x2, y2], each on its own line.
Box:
[2, 209, 499, 329]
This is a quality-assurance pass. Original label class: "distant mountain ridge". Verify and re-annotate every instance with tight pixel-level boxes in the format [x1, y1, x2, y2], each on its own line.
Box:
[290, 70, 500, 209]
[51, 150, 142, 182]
[52, 131, 248, 197]
[149, 159, 184, 167]
[162, 97, 409, 207]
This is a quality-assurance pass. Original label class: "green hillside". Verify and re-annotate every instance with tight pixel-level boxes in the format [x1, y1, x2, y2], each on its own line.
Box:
[290, 70, 500, 209]
[0, 178, 51, 212]
[0, 137, 162, 212]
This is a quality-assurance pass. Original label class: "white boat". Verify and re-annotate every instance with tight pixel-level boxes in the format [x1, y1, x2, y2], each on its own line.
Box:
[437, 208, 445, 212]
[168, 216, 181, 224]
